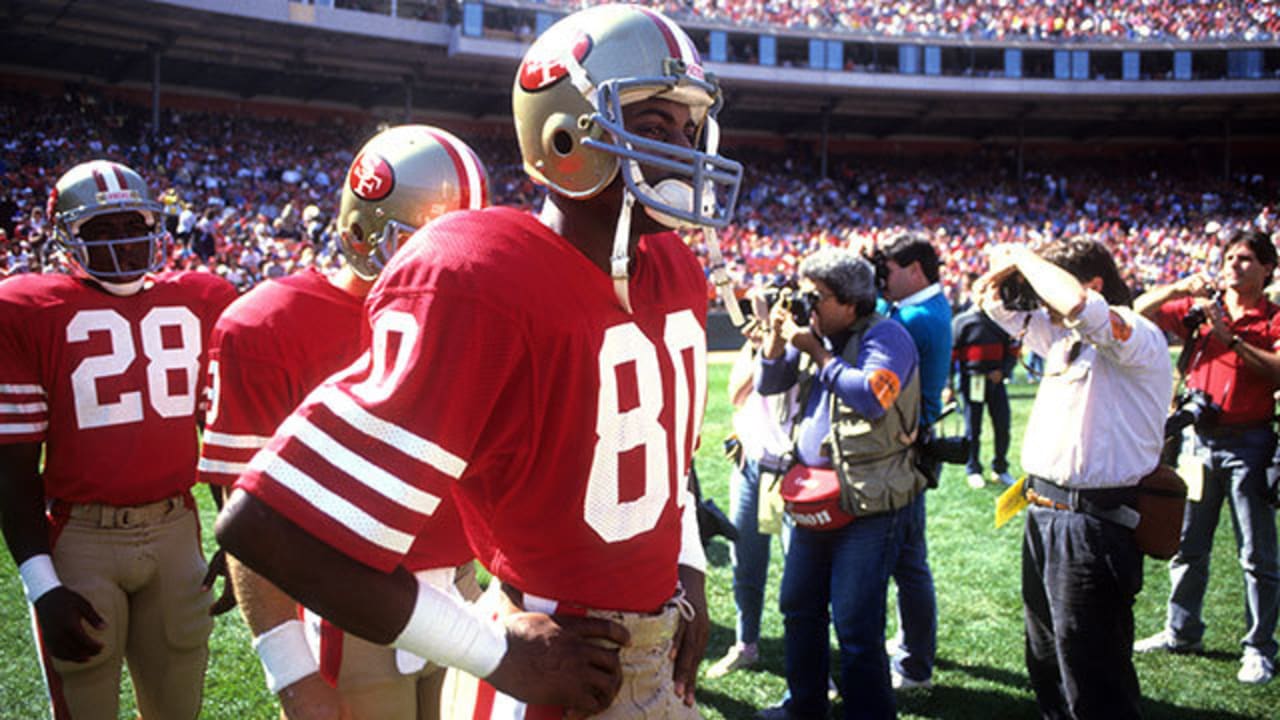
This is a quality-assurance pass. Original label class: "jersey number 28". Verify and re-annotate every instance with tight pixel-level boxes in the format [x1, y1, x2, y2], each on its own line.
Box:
[68, 307, 203, 429]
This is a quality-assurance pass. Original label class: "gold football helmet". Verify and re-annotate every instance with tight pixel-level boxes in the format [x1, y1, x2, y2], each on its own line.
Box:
[511, 3, 741, 229]
[48, 160, 167, 292]
[338, 125, 490, 280]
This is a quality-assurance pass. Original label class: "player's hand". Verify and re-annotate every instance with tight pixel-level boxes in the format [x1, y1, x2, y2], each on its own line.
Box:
[278, 673, 352, 720]
[671, 569, 709, 707]
[486, 611, 630, 715]
[202, 548, 238, 616]
[34, 586, 106, 662]
[986, 369, 1004, 385]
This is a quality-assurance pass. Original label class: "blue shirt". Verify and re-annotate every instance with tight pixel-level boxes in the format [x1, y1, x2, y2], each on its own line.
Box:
[757, 318, 919, 468]
[879, 284, 952, 425]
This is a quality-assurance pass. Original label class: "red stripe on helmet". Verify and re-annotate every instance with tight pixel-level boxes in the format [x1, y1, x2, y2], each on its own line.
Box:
[91, 168, 109, 192]
[423, 128, 480, 210]
[635, 7, 689, 63]
[112, 165, 129, 189]
[467, 147, 489, 207]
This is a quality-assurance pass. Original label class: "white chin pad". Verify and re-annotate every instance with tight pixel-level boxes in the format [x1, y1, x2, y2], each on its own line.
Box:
[99, 277, 147, 296]
[643, 178, 707, 229]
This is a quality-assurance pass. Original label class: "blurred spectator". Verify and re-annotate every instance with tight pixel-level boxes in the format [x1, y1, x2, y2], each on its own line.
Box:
[0, 85, 1275, 307]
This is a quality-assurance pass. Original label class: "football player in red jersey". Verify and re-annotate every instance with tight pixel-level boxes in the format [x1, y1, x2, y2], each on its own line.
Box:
[0, 160, 236, 719]
[200, 125, 489, 720]
[216, 4, 742, 718]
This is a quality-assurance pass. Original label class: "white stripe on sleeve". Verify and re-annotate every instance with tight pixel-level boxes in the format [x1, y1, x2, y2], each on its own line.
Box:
[197, 457, 252, 476]
[202, 430, 272, 450]
[281, 413, 442, 516]
[249, 449, 417, 555]
[316, 387, 467, 479]
[0, 401, 47, 414]
[0, 384, 45, 395]
[0, 421, 48, 435]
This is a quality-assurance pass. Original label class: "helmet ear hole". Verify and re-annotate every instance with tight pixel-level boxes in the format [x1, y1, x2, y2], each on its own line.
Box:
[551, 130, 574, 156]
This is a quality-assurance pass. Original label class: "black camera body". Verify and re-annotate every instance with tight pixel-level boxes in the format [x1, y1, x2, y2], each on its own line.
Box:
[1181, 290, 1222, 332]
[738, 287, 817, 326]
[1164, 388, 1222, 439]
[998, 272, 1041, 312]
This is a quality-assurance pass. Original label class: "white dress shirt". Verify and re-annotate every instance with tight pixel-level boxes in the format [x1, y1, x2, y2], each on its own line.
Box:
[983, 291, 1173, 489]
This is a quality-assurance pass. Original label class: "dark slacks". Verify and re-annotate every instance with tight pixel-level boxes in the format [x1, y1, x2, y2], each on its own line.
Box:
[1022, 504, 1144, 720]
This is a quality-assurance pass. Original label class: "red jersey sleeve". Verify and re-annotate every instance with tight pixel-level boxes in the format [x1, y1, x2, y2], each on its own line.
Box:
[1153, 296, 1195, 339]
[235, 286, 527, 572]
[0, 277, 48, 444]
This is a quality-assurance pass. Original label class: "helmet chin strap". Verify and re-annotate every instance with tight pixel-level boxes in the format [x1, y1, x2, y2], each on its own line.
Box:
[619, 160, 742, 324]
[611, 188, 636, 314]
[704, 227, 744, 327]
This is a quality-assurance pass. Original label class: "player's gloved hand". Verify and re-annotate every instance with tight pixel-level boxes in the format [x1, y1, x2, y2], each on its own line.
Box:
[671, 570, 709, 707]
[202, 548, 238, 616]
[486, 611, 630, 715]
[278, 673, 352, 720]
[34, 586, 106, 662]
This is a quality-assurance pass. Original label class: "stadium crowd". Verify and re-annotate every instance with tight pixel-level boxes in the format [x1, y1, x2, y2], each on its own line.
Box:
[518, 0, 1279, 41]
[1, 87, 1275, 308]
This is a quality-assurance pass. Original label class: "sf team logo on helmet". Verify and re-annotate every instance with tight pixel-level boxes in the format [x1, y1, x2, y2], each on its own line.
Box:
[518, 33, 593, 93]
[338, 125, 489, 281]
[349, 151, 396, 202]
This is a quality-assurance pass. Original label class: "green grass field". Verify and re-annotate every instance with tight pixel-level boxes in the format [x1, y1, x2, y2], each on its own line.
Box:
[1, 358, 1277, 718]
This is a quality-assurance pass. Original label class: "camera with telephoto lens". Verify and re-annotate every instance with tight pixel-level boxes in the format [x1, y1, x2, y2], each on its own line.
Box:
[1164, 388, 1222, 440]
[998, 272, 1041, 311]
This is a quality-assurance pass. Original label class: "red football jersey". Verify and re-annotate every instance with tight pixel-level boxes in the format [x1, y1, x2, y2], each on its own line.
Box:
[200, 267, 472, 570]
[0, 272, 236, 505]
[237, 207, 708, 612]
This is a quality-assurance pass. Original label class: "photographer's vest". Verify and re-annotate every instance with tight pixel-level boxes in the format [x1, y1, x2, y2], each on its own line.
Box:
[781, 313, 928, 517]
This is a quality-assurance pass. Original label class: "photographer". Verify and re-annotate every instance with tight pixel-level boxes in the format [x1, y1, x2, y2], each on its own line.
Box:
[1132, 228, 1280, 685]
[755, 248, 925, 720]
[874, 232, 953, 690]
[975, 239, 1171, 720]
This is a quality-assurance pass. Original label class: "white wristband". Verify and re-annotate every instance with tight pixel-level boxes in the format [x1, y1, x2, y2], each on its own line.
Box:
[393, 574, 507, 679]
[18, 554, 62, 604]
[678, 483, 707, 573]
[252, 619, 320, 694]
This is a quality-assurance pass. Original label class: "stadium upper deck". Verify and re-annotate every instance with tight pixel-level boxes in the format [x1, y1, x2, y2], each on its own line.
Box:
[4, 1, 1278, 142]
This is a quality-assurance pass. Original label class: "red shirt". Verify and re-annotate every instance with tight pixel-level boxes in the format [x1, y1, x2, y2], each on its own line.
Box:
[200, 267, 471, 570]
[1154, 295, 1280, 425]
[0, 271, 236, 504]
[236, 207, 708, 612]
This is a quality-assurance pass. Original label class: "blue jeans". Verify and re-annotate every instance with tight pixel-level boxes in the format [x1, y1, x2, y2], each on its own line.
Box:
[1167, 426, 1279, 660]
[729, 459, 787, 645]
[779, 494, 920, 720]
[961, 374, 1011, 476]
[890, 492, 936, 682]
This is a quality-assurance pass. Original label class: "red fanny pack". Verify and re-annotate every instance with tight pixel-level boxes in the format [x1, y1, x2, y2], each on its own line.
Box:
[781, 465, 854, 531]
